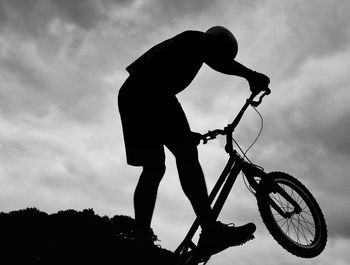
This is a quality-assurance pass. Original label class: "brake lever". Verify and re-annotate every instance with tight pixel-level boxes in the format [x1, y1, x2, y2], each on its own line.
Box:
[251, 88, 271, 107]
[202, 129, 225, 144]
[202, 131, 216, 144]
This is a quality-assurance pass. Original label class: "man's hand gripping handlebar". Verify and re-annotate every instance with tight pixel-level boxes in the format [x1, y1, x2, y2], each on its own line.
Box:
[250, 87, 271, 107]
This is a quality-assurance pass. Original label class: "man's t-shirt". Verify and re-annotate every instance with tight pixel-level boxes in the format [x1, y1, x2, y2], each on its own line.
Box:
[126, 30, 207, 96]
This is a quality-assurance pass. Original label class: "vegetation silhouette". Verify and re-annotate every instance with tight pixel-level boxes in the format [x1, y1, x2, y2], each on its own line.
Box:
[0, 207, 174, 264]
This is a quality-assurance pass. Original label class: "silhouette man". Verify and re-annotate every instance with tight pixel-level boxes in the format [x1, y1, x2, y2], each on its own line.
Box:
[118, 26, 270, 255]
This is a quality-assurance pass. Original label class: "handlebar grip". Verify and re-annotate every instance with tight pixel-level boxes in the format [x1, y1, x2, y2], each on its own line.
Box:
[251, 88, 270, 107]
[265, 87, 271, 95]
[264, 87, 271, 95]
[201, 129, 226, 144]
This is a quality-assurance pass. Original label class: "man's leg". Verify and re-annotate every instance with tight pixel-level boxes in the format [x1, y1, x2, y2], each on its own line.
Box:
[166, 142, 214, 230]
[160, 97, 255, 255]
[134, 156, 166, 243]
[167, 141, 256, 256]
[162, 97, 215, 230]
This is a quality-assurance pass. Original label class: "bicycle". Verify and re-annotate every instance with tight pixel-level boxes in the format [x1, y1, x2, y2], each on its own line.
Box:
[174, 89, 328, 265]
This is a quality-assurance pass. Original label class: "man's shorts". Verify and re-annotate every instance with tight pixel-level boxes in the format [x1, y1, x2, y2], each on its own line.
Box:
[118, 75, 192, 166]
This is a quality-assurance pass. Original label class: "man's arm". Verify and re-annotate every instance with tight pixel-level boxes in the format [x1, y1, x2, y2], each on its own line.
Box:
[211, 59, 254, 78]
[205, 57, 270, 93]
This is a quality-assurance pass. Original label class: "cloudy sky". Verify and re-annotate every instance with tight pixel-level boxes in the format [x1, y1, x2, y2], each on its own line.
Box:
[1, 0, 350, 264]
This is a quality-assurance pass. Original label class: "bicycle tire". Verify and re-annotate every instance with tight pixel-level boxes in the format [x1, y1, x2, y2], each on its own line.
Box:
[256, 171, 327, 258]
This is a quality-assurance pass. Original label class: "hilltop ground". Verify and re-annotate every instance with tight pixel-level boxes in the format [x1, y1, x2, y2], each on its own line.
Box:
[0, 207, 175, 264]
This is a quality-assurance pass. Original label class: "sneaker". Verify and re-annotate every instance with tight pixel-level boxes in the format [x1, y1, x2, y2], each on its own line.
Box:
[134, 237, 175, 264]
[134, 236, 161, 261]
[198, 221, 256, 257]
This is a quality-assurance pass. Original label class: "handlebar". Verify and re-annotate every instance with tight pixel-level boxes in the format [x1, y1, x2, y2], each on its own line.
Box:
[201, 88, 271, 145]
[202, 129, 226, 144]
[251, 88, 271, 107]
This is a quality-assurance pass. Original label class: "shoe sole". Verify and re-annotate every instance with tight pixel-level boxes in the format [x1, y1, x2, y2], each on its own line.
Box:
[198, 234, 255, 261]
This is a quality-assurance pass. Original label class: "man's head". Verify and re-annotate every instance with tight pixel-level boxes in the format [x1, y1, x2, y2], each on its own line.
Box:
[205, 26, 238, 69]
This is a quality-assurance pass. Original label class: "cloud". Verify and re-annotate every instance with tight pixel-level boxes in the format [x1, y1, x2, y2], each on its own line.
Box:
[0, 112, 128, 215]
[286, 1, 350, 55]
[0, 0, 131, 35]
[0, 42, 107, 121]
[265, 56, 350, 155]
[144, 0, 216, 24]
[49, 0, 105, 30]
[0, 2, 118, 121]
[271, 0, 350, 77]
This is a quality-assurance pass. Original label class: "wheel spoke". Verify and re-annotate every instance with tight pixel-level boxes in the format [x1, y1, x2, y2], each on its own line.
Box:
[280, 218, 288, 230]
[274, 216, 286, 223]
[296, 215, 307, 243]
[300, 214, 316, 229]
[301, 211, 313, 218]
[298, 216, 311, 244]
[291, 219, 301, 243]
[294, 215, 310, 244]
[286, 219, 292, 237]
[302, 204, 310, 211]
[292, 215, 315, 241]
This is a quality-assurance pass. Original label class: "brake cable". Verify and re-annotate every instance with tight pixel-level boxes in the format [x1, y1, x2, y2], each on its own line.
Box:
[231, 105, 265, 194]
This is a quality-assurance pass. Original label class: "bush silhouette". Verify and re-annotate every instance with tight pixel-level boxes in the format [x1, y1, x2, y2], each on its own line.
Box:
[0, 207, 174, 264]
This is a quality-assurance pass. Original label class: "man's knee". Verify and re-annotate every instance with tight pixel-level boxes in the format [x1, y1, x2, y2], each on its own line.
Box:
[142, 162, 166, 182]
[174, 145, 199, 164]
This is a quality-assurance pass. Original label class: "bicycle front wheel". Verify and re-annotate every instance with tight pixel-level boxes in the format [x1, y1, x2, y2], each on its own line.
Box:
[257, 171, 327, 258]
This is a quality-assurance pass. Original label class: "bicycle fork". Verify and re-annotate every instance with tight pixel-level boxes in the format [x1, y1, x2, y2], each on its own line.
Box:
[242, 162, 302, 218]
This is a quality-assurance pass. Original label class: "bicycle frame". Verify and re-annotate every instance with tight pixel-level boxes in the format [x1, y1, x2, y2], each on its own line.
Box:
[174, 90, 302, 263]
[174, 146, 265, 260]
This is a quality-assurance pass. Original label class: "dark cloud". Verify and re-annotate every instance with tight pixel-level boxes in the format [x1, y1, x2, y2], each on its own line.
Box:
[308, 111, 350, 155]
[149, 0, 215, 19]
[0, 0, 135, 38]
[328, 205, 350, 239]
[267, 89, 350, 158]
[0, 53, 48, 117]
[0, 45, 106, 121]
[287, 1, 350, 55]
[50, 0, 104, 30]
[138, 0, 261, 31]
[277, 0, 350, 77]
[0, 0, 46, 37]
[0, 0, 130, 121]
[1, 51, 47, 91]
[0, 0, 221, 121]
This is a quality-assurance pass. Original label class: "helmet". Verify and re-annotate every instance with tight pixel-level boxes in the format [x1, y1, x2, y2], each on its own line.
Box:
[206, 26, 238, 59]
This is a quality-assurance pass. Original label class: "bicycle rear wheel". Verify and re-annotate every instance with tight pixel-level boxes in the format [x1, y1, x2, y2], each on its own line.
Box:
[257, 171, 327, 258]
